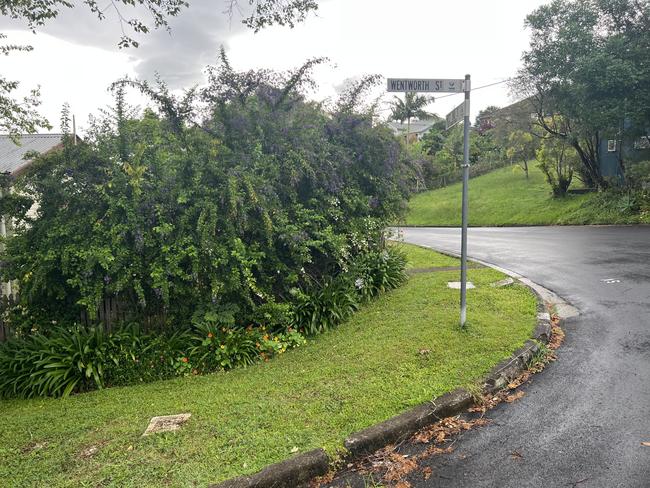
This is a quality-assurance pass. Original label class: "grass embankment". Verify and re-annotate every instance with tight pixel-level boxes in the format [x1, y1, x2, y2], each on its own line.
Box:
[0, 244, 537, 487]
[405, 164, 649, 226]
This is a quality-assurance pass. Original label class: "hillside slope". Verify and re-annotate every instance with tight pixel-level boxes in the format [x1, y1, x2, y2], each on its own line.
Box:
[404, 164, 648, 226]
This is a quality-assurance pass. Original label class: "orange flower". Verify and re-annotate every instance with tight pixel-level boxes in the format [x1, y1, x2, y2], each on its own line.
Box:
[207, 332, 214, 338]
[182, 357, 189, 363]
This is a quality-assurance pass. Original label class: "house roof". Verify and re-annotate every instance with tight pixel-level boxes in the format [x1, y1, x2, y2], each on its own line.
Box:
[0, 134, 64, 175]
[387, 118, 439, 135]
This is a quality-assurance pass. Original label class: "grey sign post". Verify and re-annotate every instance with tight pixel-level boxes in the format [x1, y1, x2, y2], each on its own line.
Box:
[459, 74, 471, 328]
[388, 75, 471, 327]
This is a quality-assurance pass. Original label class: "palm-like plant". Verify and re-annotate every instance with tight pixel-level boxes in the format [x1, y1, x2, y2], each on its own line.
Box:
[389, 92, 434, 143]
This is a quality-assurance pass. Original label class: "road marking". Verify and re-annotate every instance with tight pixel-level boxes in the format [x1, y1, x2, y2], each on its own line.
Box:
[600, 278, 621, 284]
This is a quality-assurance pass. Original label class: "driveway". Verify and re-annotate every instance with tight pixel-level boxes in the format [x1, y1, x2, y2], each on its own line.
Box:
[398, 226, 650, 488]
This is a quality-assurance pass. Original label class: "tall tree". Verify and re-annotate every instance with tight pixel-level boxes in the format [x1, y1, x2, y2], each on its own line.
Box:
[389, 92, 433, 144]
[515, 0, 650, 189]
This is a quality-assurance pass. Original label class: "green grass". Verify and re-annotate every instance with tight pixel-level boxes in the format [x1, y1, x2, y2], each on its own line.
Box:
[404, 164, 649, 226]
[0, 244, 537, 487]
[395, 241, 459, 269]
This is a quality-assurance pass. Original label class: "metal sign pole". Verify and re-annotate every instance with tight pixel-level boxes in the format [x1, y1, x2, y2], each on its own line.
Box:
[386, 75, 470, 326]
[460, 74, 471, 328]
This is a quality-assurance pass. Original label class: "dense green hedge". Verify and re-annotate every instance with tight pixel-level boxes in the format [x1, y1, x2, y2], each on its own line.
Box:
[0, 55, 414, 334]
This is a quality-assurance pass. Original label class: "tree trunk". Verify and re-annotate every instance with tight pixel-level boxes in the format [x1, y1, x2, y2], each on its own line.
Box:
[406, 117, 411, 145]
[571, 138, 607, 189]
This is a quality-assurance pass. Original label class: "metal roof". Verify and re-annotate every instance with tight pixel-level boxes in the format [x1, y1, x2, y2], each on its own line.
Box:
[0, 134, 64, 174]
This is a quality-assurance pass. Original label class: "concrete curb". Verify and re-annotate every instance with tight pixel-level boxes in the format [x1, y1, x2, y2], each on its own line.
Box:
[210, 251, 576, 488]
[344, 388, 474, 458]
[208, 448, 329, 488]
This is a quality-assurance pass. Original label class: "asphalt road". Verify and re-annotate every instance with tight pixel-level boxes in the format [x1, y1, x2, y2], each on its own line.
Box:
[398, 226, 650, 488]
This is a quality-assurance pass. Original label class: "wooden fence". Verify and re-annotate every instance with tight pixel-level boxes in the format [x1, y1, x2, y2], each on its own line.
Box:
[0, 295, 167, 342]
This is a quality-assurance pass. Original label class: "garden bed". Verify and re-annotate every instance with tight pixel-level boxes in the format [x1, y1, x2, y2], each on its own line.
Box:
[0, 244, 537, 487]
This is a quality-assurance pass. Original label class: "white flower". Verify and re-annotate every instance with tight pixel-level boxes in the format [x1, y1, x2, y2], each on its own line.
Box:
[354, 278, 365, 289]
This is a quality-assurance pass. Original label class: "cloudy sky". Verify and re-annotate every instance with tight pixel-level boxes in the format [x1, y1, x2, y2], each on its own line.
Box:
[1, 0, 549, 133]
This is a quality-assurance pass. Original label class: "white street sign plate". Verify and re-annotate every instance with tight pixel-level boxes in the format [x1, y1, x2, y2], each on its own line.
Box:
[446, 101, 467, 130]
[387, 78, 465, 93]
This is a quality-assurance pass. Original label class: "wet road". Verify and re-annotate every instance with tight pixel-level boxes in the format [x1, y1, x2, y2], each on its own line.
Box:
[399, 226, 650, 488]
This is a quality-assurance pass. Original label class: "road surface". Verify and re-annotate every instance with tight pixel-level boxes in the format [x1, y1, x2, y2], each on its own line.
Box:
[398, 226, 650, 488]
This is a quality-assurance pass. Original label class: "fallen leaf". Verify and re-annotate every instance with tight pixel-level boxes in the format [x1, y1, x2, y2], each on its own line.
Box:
[510, 450, 523, 460]
[505, 391, 525, 403]
[422, 467, 433, 480]
[290, 446, 299, 453]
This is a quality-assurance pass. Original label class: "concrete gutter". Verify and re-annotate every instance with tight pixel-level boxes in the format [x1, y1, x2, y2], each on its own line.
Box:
[210, 250, 577, 488]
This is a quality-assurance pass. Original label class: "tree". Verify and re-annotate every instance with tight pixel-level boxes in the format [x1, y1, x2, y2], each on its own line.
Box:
[515, 0, 650, 189]
[506, 130, 538, 179]
[389, 92, 433, 144]
[1, 37, 51, 139]
[420, 119, 446, 155]
[0, 0, 319, 137]
[535, 120, 580, 197]
[475, 105, 500, 135]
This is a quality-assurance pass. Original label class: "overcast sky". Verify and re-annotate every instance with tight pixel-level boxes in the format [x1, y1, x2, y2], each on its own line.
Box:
[1, 0, 550, 133]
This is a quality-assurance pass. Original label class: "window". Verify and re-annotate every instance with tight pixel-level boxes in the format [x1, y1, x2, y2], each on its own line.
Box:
[607, 140, 617, 152]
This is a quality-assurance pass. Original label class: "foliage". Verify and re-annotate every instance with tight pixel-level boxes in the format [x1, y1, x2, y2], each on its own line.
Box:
[0, 321, 307, 399]
[0, 243, 405, 400]
[291, 276, 360, 335]
[1, 0, 318, 47]
[0, 55, 413, 335]
[241, 0, 319, 32]
[506, 130, 539, 179]
[291, 246, 407, 334]
[0, 325, 186, 398]
[349, 246, 408, 300]
[0, 0, 318, 139]
[432, 125, 500, 170]
[536, 133, 579, 197]
[388, 93, 435, 146]
[0, 35, 51, 139]
[475, 105, 500, 134]
[419, 119, 446, 155]
[186, 324, 306, 373]
[515, 0, 650, 189]
[389, 92, 433, 125]
[625, 160, 650, 190]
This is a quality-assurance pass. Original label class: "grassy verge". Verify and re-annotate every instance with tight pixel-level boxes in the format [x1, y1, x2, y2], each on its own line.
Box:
[0, 244, 537, 487]
[404, 164, 649, 226]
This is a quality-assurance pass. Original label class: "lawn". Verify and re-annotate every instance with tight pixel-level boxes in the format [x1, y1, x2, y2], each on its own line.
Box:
[0, 244, 537, 487]
[404, 164, 650, 226]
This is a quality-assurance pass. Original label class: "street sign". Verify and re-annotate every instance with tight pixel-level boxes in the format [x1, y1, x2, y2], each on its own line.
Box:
[446, 101, 467, 130]
[387, 78, 465, 93]
[385, 73, 472, 328]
